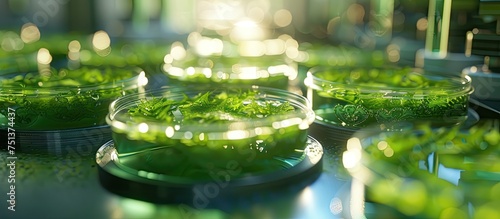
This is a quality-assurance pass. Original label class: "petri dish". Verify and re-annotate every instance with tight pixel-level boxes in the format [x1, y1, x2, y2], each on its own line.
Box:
[342, 120, 500, 218]
[305, 66, 473, 129]
[97, 85, 323, 203]
[0, 66, 148, 153]
[162, 41, 297, 90]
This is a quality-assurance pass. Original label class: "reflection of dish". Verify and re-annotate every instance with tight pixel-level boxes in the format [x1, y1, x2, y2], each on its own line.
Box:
[0, 125, 111, 155]
[96, 136, 323, 204]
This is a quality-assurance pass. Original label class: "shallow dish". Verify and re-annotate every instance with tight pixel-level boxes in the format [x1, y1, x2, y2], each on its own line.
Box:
[343, 120, 500, 218]
[162, 43, 297, 89]
[305, 66, 473, 128]
[96, 136, 323, 203]
[0, 66, 148, 131]
[105, 85, 316, 182]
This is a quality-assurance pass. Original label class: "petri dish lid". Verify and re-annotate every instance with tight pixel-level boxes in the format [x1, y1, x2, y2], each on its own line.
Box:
[96, 136, 323, 204]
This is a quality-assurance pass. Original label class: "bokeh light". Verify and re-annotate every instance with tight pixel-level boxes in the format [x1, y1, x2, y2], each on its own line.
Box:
[37, 48, 52, 65]
[92, 30, 111, 56]
[274, 9, 292, 27]
[20, 23, 40, 44]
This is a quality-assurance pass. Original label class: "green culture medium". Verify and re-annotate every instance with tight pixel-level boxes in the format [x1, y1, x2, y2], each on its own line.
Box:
[106, 86, 315, 181]
[344, 120, 500, 218]
[163, 49, 296, 89]
[0, 66, 147, 130]
[305, 66, 473, 128]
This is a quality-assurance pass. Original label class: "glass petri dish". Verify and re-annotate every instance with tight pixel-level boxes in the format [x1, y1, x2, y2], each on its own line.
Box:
[0, 66, 147, 153]
[342, 120, 500, 218]
[98, 85, 323, 202]
[96, 136, 323, 204]
[305, 66, 473, 129]
[162, 42, 297, 90]
[0, 66, 148, 131]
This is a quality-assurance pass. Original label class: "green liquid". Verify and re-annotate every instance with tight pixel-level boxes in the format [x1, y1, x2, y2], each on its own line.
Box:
[358, 120, 500, 218]
[310, 68, 470, 128]
[165, 54, 294, 90]
[112, 129, 308, 181]
[312, 90, 469, 128]
[167, 72, 290, 90]
[0, 67, 140, 130]
[0, 88, 128, 130]
[111, 88, 312, 180]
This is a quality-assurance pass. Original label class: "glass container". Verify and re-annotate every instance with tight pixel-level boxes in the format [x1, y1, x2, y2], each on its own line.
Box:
[305, 66, 473, 129]
[0, 66, 148, 131]
[163, 53, 295, 90]
[98, 85, 323, 202]
[105, 85, 315, 180]
[342, 120, 500, 218]
[162, 38, 298, 90]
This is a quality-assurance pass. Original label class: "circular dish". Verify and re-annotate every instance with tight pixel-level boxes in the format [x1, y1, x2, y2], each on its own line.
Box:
[96, 136, 323, 204]
[105, 85, 316, 181]
[305, 66, 473, 128]
[0, 66, 148, 131]
[343, 120, 500, 218]
[162, 45, 297, 90]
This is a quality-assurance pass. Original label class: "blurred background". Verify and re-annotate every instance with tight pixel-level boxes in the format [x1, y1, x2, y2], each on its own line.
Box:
[0, 0, 495, 75]
[0, 0, 453, 61]
[1, 0, 496, 70]
[0, 0, 491, 93]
